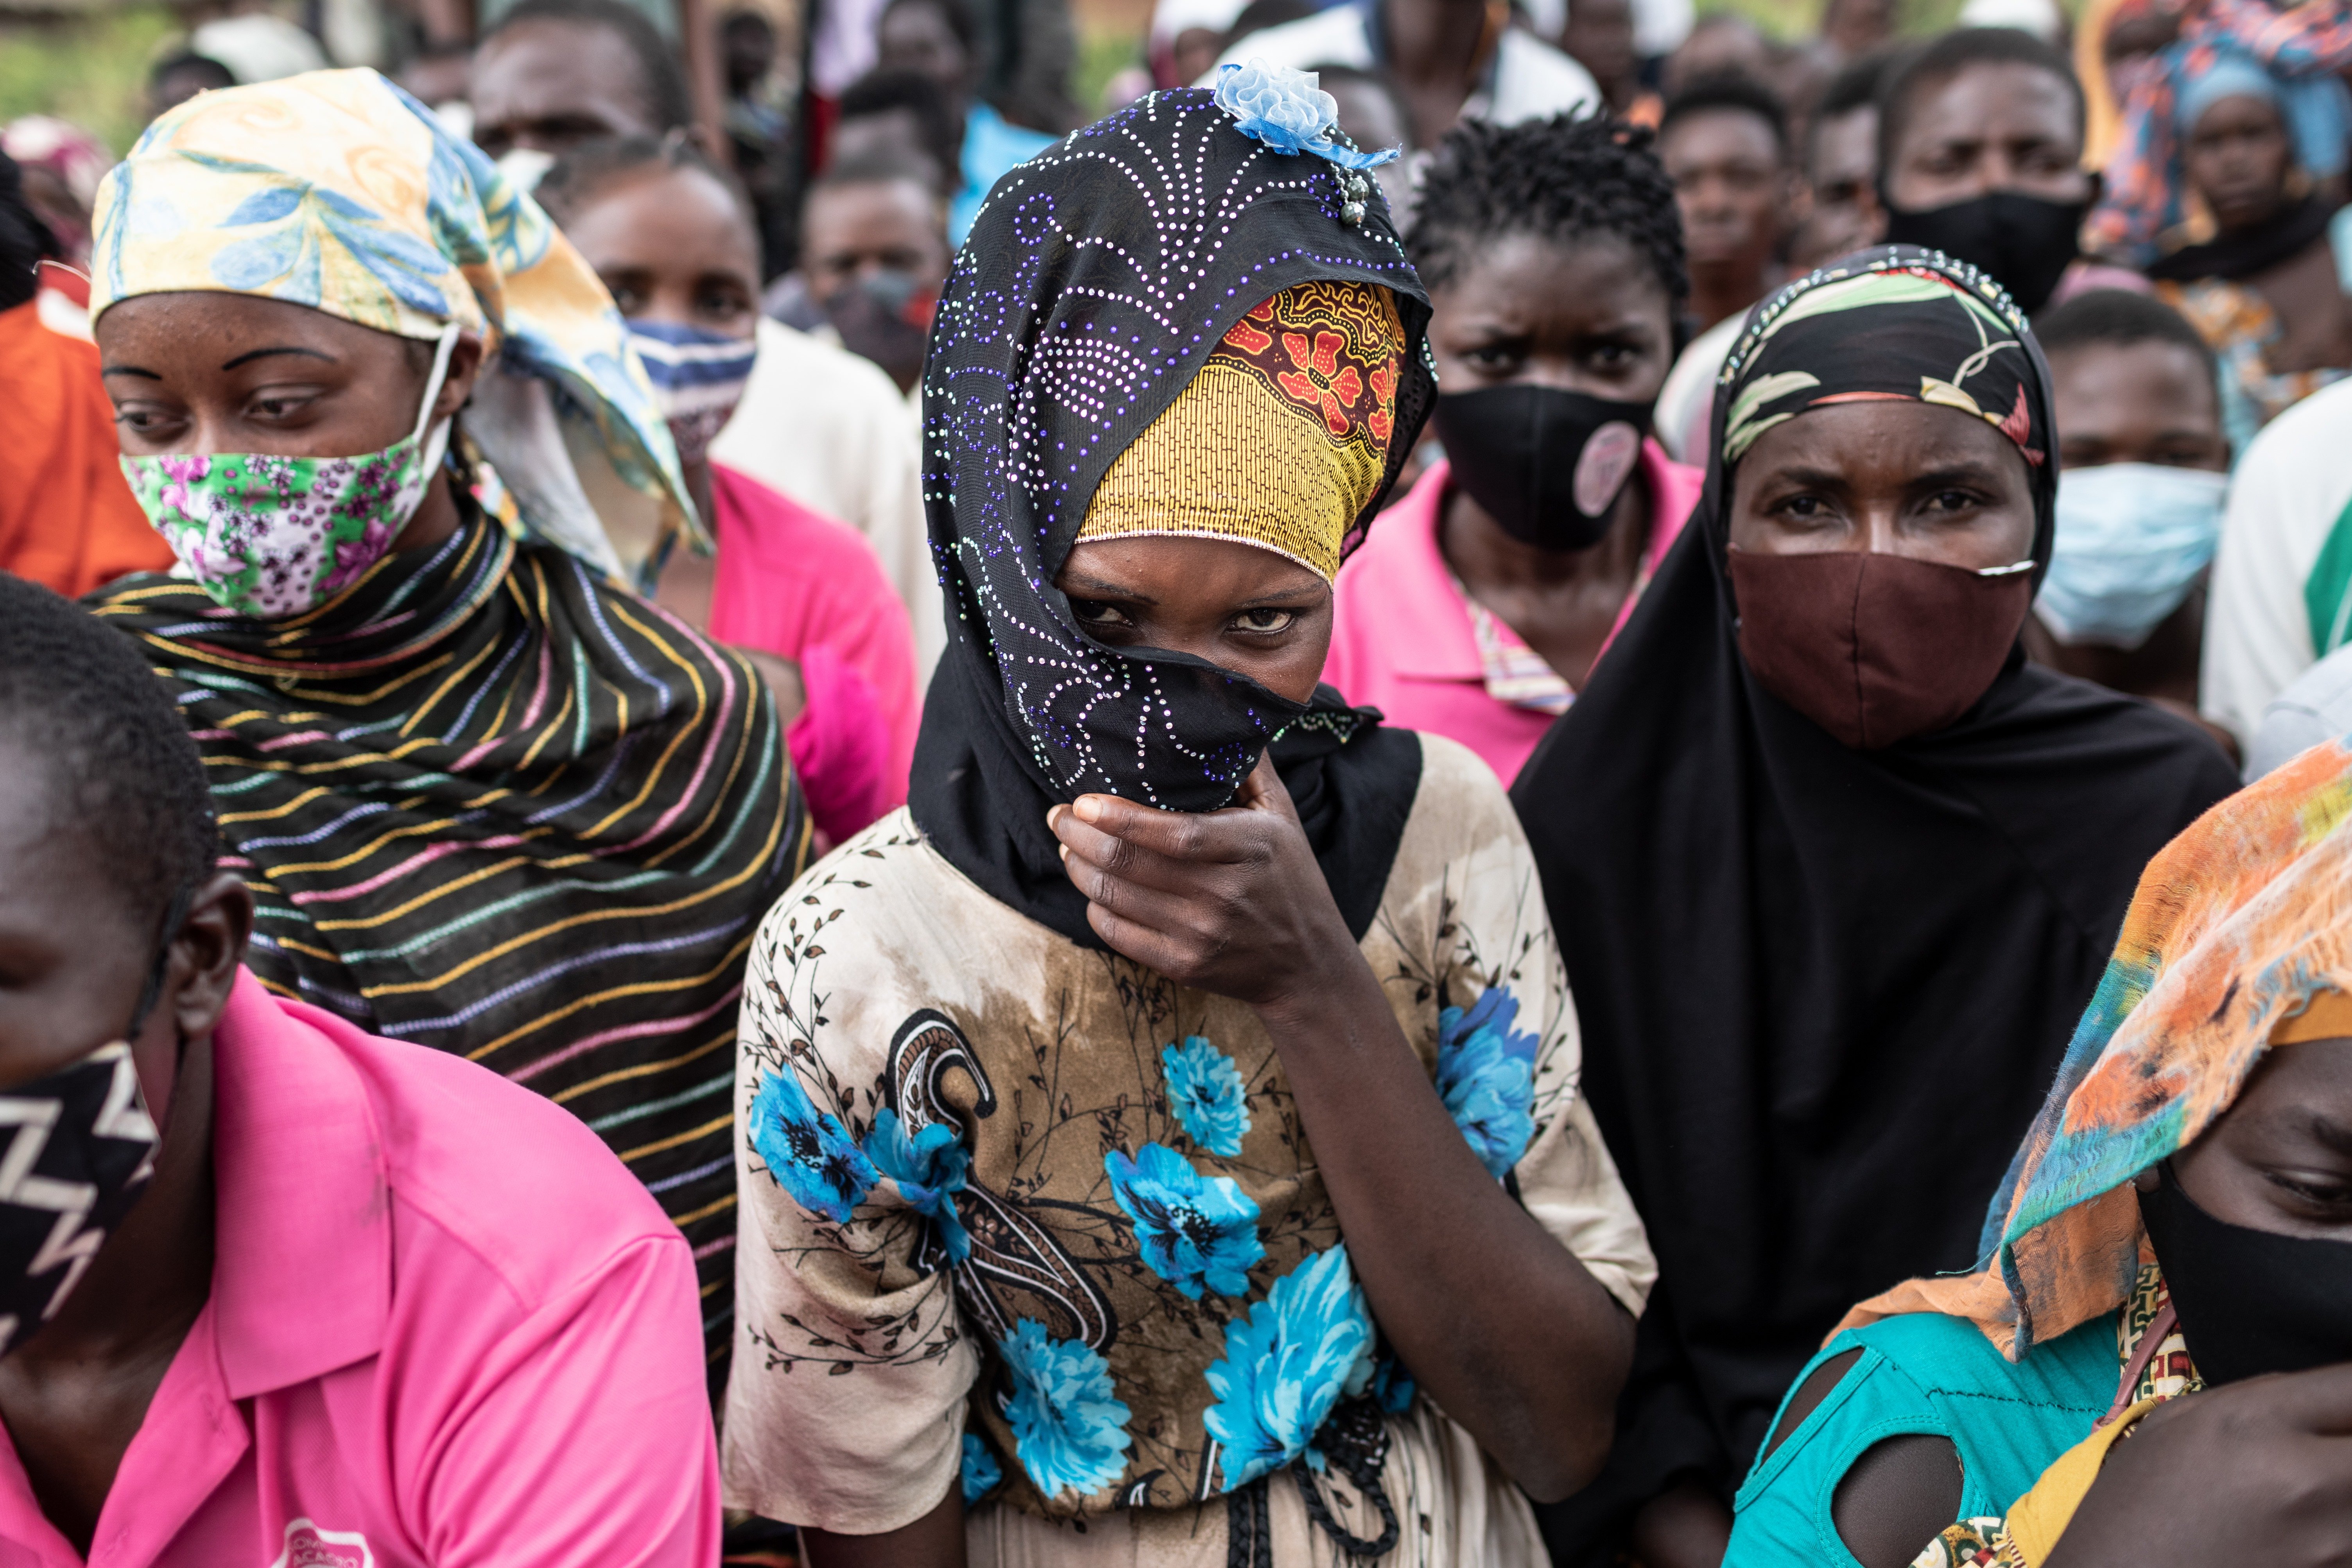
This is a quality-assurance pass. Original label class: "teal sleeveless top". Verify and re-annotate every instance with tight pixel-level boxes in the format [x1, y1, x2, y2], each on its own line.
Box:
[1724, 1310, 2119, 1567]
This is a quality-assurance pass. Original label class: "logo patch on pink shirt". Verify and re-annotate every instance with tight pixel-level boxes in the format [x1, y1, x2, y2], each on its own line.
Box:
[270, 1518, 373, 1568]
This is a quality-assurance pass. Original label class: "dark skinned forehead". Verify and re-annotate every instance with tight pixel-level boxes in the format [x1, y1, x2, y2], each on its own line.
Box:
[1886, 58, 2084, 167]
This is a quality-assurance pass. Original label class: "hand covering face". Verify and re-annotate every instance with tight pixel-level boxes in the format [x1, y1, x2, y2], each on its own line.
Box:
[911, 86, 1437, 948]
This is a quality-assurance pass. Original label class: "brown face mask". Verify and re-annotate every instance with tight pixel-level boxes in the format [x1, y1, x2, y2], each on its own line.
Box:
[1728, 546, 2035, 749]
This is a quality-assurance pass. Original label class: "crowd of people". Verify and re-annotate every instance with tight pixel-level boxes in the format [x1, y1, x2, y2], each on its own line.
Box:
[6, 0, 2352, 1560]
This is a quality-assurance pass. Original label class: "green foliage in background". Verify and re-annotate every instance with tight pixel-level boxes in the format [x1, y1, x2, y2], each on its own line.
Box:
[1075, 18, 1137, 118]
[0, 6, 178, 155]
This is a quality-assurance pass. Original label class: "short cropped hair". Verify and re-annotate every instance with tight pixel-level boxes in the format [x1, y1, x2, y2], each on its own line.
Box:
[537, 131, 759, 234]
[148, 51, 237, 92]
[482, 0, 692, 132]
[0, 575, 216, 932]
[1877, 27, 2083, 173]
[2034, 287, 2221, 392]
[880, 0, 979, 58]
[835, 68, 966, 188]
[1406, 113, 1688, 305]
[1659, 72, 1791, 158]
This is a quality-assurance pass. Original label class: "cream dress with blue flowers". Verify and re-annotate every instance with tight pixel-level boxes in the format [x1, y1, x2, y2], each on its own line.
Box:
[720, 733, 1654, 1566]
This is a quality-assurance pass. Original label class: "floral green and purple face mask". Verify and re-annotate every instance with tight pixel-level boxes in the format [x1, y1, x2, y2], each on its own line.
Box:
[120, 327, 459, 621]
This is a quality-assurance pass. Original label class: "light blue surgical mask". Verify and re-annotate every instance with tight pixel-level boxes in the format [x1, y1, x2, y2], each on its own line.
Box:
[2036, 462, 2230, 649]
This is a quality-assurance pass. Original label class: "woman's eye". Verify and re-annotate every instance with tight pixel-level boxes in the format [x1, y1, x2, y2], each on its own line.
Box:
[1068, 599, 1133, 628]
[1232, 608, 1296, 634]
[610, 285, 645, 313]
[1465, 346, 1521, 371]
[249, 393, 317, 421]
[1773, 494, 1829, 520]
[2266, 1170, 2352, 1210]
[1924, 489, 1980, 514]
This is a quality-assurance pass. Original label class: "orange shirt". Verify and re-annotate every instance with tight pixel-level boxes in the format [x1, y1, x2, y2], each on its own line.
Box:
[0, 297, 174, 598]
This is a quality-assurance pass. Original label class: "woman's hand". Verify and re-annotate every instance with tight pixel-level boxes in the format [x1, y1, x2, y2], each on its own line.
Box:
[1047, 752, 1357, 1011]
[2045, 1362, 2352, 1568]
[1049, 751, 1635, 1501]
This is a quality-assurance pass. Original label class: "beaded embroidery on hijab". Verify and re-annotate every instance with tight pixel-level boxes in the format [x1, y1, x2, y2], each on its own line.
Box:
[910, 85, 1436, 947]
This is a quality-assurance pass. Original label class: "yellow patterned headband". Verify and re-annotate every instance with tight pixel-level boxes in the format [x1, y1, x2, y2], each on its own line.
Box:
[1078, 280, 1405, 581]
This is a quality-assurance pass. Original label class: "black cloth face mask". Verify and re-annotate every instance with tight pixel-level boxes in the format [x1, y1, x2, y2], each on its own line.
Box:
[1432, 384, 1652, 552]
[0, 1041, 161, 1356]
[2138, 1159, 2352, 1386]
[1881, 190, 2087, 316]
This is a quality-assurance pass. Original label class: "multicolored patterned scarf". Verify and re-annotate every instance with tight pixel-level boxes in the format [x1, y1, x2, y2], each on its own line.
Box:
[1844, 735, 2352, 1357]
[1719, 249, 2048, 475]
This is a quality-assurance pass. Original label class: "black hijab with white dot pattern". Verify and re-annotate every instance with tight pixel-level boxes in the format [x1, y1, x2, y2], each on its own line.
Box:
[909, 87, 1434, 949]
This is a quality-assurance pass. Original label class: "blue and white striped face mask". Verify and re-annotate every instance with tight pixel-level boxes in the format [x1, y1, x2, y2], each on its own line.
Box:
[624, 320, 759, 466]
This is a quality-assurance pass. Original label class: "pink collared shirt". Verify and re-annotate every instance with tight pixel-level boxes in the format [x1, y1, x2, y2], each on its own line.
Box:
[0, 971, 720, 1568]
[1325, 445, 1703, 786]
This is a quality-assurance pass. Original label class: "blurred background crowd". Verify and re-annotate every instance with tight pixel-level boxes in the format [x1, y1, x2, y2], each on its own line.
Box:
[13, 0, 2352, 1560]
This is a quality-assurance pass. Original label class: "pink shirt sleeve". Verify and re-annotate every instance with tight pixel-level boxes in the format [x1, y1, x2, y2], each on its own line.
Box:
[404, 1233, 721, 1568]
[708, 463, 922, 805]
[787, 642, 895, 844]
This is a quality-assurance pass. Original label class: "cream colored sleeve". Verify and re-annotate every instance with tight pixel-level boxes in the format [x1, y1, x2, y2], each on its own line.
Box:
[721, 848, 978, 1534]
[1423, 735, 1657, 1320]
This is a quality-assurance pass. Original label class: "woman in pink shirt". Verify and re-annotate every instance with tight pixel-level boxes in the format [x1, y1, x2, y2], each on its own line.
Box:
[0, 573, 718, 1567]
[1325, 114, 1703, 786]
[543, 136, 922, 844]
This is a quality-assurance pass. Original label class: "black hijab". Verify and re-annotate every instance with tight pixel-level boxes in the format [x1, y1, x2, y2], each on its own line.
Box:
[2145, 192, 2340, 283]
[1512, 249, 2240, 1554]
[910, 87, 1434, 948]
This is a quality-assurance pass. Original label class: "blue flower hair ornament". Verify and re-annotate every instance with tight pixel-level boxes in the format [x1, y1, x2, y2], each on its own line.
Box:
[1213, 60, 1399, 227]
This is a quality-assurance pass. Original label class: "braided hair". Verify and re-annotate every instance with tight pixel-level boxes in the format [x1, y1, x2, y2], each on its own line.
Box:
[1404, 113, 1687, 307]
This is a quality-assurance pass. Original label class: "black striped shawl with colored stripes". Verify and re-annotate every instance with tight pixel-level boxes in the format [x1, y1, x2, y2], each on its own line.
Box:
[92, 509, 810, 1377]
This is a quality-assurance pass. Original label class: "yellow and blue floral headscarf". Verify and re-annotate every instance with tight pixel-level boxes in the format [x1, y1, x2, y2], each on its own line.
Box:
[88, 66, 693, 572]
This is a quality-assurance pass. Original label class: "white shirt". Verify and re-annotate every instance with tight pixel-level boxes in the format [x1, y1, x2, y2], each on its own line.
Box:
[1209, 9, 1600, 126]
[2200, 375, 2352, 746]
[712, 319, 945, 685]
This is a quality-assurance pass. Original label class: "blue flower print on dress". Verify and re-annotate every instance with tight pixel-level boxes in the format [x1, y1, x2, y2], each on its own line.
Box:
[1202, 1243, 1377, 1489]
[862, 1107, 973, 1262]
[999, 1317, 1134, 1499]
[960, 1432, 1004, 1503]
[1161, 1036, 1251, 1157]
[1105, 1142, 1264, 1299]
[1212, 61, 1401, 171]
[748, 1066, 879, 1225]
[1369, 1354, 1416, 1416]
[1434, 987, 1542, 1180]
